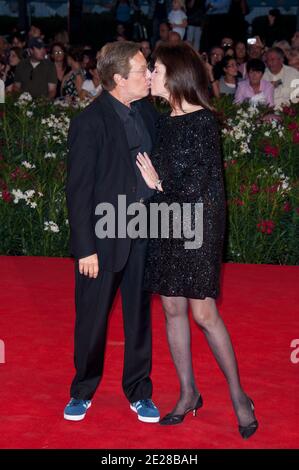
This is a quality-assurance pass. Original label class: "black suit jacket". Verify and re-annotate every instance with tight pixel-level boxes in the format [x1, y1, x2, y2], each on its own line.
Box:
[66, 91, 158, 272]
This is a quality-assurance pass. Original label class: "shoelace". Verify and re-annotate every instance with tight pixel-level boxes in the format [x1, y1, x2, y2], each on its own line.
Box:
[135, 399, 155, 410]
[70, 398, 89, 408]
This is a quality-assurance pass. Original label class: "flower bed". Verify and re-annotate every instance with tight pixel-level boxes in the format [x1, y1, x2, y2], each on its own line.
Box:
[0, 94, 299, 264]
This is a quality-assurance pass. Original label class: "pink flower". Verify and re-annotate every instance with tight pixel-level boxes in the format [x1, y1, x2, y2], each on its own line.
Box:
[257, 220, 275, 234]
[0, 180, 7, 190]
[231, 198, 245, 206]
[282, 106, 296, 117]
[224, 159, 237, 169]
[288, 122, 299, 130]
[10, 167, 29, 180]
[283, 202, 291, 212]
[293, 132, 299, 144]
[265, 184, 279, 193]
[264, 145, 279, 158]
[2, 190, 12, 203]
[250, 183, 259, 195]
[10, 167, 21, 180]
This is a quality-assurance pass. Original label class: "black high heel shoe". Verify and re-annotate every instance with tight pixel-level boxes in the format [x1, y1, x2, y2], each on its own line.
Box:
[238, 397, 258, 440]
[159, 395, 203, 426]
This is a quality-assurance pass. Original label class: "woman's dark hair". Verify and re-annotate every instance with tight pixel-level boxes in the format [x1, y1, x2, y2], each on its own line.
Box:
[214, 55, 236, 78]
[269, 8, 281, 19]
[221, 55, 236, 70]
[10, 46, 23, 61]
[50, 41, 67, 69]
[85, 57, 97, 71]
[246, 58, 265, 74]
[9, 32, 26, 46]
[85, 57, 98, 79]
[235, 41, 248, 62]
[67, 47, 84, 63]
[153, 43, 213, 112]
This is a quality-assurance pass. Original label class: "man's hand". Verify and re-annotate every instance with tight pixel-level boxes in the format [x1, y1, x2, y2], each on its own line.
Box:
[78, 253, 99, 278]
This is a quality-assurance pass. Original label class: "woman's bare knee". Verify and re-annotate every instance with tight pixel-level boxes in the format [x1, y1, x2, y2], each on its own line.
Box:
[161, 295, 187, 319]
[190, 297, 219, 328]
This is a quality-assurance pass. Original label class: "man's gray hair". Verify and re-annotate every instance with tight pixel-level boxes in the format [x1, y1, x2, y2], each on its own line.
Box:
[97, 41, 141, 91]
[266, 47, 285, 61]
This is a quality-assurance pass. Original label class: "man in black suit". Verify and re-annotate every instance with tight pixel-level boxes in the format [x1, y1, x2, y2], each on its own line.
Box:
[64, 42, 160, 423]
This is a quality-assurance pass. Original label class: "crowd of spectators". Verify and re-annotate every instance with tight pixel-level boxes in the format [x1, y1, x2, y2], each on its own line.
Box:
[1, 1, 299, 108]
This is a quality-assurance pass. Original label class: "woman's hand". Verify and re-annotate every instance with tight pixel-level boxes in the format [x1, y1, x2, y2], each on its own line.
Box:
[136, 152, 162, 191]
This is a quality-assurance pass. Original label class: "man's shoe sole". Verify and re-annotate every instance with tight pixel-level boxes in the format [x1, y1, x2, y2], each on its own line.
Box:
[64, 402, 91, 421]
[130, 404, 160, 423]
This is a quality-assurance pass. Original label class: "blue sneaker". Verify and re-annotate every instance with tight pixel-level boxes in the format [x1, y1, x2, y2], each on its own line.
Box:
[64, 398, 92, 421]
[130, 399, 160, 423]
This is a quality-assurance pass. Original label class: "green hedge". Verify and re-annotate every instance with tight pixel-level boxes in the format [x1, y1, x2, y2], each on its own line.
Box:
[1, 94, 299, 264]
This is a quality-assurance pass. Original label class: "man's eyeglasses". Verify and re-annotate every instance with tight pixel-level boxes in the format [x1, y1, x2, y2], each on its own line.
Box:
[129, 68, 150, 77]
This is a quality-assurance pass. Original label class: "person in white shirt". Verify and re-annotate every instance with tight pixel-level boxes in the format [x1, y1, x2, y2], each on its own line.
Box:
[80, 58, 102, 100]
[168, 0, 188, 40]
[263, 47, 299, 108]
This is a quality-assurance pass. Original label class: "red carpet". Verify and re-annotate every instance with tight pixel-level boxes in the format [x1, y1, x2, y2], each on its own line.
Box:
[0, 256, 298, 449]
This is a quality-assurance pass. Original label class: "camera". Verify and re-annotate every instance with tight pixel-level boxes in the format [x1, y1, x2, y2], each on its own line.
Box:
[247, 38, 257, 45]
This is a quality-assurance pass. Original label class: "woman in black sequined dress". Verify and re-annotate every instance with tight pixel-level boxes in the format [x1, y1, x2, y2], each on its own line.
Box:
[136, 43, 258, 439]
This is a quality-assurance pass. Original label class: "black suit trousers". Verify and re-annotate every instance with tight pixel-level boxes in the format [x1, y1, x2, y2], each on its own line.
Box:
[70, 238, 153, 402]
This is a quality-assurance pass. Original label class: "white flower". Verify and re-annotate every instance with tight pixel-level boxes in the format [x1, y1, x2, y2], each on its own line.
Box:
[21, 161, 36, 169]
[44, 152, 56, 159]
[26, 111, 33, 118]
[54, 99, 70, 108]
[11, 188, 39, 206]
[24, 189, 35, 199]
[18, 92, 32, 102]
[15, 92, 33, 106]
[11, 189, 25, 204]
[281, 180, 290, 190]
[44, 221, 60, 233]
